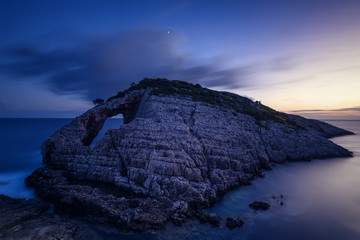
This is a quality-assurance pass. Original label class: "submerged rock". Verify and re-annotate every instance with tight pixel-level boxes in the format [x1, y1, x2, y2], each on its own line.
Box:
[226, 217, 245, 229]
[25, 78, 353, 231]
[249, 201, 270, 210]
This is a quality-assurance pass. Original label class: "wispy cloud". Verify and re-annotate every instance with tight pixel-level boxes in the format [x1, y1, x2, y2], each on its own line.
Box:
[287, 107, 360, 121]
[0, 29, 256, 100]
[0, 29, 302, 100]
[290, 107, 360, 113]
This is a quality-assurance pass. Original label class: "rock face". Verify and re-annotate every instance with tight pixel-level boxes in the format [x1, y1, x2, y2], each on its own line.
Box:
[26, 78, 353, 231]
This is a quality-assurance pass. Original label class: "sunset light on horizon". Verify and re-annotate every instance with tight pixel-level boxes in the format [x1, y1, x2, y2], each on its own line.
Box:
[0, 0, 359, 119]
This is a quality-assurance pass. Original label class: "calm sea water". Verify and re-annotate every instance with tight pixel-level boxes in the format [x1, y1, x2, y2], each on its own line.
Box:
[0, 118, 359, 240]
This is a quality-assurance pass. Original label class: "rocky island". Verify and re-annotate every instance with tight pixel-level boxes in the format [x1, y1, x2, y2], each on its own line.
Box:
[20, 78, 353, 232]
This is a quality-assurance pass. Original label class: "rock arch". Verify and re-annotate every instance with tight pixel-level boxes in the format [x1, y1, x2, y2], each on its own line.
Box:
[41, 94, 142, 164]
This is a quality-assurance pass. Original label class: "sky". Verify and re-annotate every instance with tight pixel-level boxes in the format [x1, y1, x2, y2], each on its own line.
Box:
[0, 0, 359, 119]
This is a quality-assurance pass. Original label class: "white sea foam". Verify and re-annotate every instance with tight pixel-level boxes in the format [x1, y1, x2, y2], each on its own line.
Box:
[0, 170, 34, 199]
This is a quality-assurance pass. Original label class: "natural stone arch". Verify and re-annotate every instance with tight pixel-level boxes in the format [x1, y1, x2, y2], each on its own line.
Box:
[41, 94, 142, 164]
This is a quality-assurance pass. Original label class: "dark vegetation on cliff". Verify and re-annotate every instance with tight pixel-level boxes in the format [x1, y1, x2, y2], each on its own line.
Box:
[107, 78, 304, 130]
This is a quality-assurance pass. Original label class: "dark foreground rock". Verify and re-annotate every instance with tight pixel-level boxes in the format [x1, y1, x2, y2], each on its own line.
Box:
[226, 217, 244, 229]
[249, 201, 270, 210]
[0, 194, 83, 239]
[195, 209, 221, 226]
[25, 168, 176, 232]
[26, 78, 354, 231]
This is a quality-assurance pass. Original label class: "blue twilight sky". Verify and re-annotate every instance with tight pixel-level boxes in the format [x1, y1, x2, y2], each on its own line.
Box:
[0, 0, 359, 118]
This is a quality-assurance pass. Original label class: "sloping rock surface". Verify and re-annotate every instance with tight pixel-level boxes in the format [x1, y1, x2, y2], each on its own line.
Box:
[26, 78, 353, 231]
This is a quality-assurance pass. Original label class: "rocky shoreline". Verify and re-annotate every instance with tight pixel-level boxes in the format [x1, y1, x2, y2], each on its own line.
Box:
[0, 194, 84, 239]
[2, 79, 354, 237]
[0, 192, 286, 239]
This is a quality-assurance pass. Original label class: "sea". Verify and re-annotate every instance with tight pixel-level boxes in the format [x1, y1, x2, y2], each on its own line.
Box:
[0, 118, 359, 240]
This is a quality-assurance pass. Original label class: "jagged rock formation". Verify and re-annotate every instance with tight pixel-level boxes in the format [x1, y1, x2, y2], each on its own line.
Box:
[26, 78, 353, 231]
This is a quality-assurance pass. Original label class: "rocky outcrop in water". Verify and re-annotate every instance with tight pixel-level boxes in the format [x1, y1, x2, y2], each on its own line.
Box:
[249, 201, 270, 211]
[26, 78, 353, 231]
[226, 217, 244, 229]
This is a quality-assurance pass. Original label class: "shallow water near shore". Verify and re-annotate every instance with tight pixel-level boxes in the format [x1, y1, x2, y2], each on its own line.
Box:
[0, 119, 359, 239]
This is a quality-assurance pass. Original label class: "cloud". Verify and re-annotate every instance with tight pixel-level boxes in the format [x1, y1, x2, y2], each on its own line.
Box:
[0, 29, 256, 100]
[288, 107, 360, 120]
[265, 54, 300, 72]
[289, 107, 360, 113]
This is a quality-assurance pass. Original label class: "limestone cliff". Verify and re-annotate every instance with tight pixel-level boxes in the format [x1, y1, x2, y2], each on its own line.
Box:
[26, 78, 353, 231]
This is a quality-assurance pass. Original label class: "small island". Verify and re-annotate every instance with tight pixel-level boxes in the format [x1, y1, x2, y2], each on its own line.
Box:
[1, 78, 354, 238]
